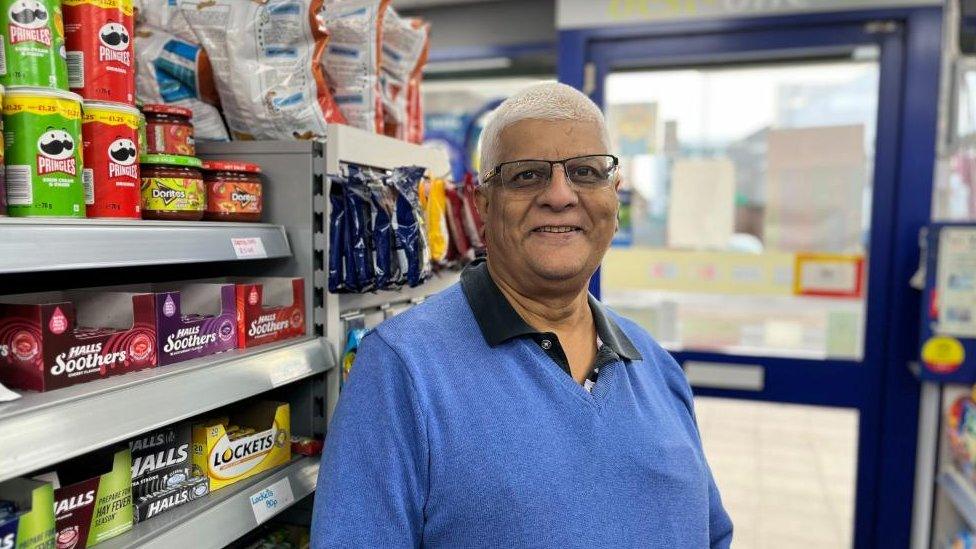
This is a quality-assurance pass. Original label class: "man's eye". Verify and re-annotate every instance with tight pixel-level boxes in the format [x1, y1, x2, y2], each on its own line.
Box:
[572, 166, 596, 177]
[515, 170, 542, 181]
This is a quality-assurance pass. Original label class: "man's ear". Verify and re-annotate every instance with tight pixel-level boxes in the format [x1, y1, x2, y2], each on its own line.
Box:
[475, 184, 490, 220]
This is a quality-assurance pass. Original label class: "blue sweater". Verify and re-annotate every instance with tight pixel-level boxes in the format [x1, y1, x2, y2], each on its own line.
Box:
[312, 284, 733, 548]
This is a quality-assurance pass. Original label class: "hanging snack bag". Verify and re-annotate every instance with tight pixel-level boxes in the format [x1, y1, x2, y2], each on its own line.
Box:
[318, 0, 389, 134]
[445, 182, 474, 264]
[133, 0, 195, 42]
[0, 0, 68, 89]
[4, 87, 85, 218]
[341, 327, 366, 386]
[134, 25, 229, 142]
[342, 172, 375, 293]
[63, 0, 135, 104]
[379, 10, 426, 140]
[367, 172, 400, 290]
[180, 0, 346, 140]
[390, 165, 429, 287]
[328, 177, 346, 293]
[419, 176, 449, 265]
[460, 172, 485, 252]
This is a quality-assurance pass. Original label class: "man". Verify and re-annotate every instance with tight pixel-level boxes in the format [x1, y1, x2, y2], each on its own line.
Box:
[311, 82, 732, 548]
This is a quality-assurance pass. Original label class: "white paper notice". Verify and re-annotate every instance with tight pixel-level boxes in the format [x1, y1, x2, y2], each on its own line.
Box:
[937, 227, 976, 337]
[232, 237, 268, 259]
[250, 477, 295, 525]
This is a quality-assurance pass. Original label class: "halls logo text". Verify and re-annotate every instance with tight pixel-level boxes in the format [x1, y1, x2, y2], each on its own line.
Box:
[248, 314, 289, 338]
[51, 343, 126, 376]
[54, 490, 95, 516]
[163, 326, 216, 353]
[208, 426, 277, 479]
[132, 444, 189, 478]
[0, 532, 13, 549]
[146, 488, 189, 519]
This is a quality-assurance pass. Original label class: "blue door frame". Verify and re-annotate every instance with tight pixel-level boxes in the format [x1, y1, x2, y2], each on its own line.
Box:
[559, 8, 940, 549]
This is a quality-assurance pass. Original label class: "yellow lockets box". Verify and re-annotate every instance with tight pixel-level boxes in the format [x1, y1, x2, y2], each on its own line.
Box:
[191, 401, 291, 491]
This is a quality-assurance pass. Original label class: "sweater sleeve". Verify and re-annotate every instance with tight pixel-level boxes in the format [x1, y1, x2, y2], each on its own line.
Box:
[311, 332, 428, 548]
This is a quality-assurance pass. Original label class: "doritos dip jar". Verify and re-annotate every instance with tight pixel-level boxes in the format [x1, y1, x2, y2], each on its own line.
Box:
[140, 153, 204, 220]
[142, 103, 193, 156]
[202, 160, 262, 222]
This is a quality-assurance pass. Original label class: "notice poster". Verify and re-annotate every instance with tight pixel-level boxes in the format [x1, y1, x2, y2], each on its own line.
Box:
[937, 227, 976, 337]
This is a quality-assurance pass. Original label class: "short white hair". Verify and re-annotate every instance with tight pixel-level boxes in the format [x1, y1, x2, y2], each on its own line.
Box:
[478, 82, 610, 181]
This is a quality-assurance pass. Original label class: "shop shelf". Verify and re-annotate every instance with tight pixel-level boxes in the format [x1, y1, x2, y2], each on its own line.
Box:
[0, 337, 332, 482]
[0, 218, 291, 274]
[99, 456, 319, 549]
[938, 467, 976, 531]
[338, 271, 461, 314]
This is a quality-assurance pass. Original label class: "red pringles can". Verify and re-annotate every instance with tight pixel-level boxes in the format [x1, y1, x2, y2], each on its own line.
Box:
[63, 0, 135, 104]
[82, 101, 140, 218]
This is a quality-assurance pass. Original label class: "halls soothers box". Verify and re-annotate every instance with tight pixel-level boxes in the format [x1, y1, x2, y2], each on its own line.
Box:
[192, 401, 291, 491]
[235, 278, 305, 349]
[153, 283, 237, 366]
[0, 291, 156, 392]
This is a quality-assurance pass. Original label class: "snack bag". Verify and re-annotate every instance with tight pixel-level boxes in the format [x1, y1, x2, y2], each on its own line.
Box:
[404, 18, 430, 144]
[135, 25, 229, 141]
[342, 174, 376, 292]
[134, 0, 196, 41]
[445, 182, 474, 264]
[390, 166, 431, 287]
[460, 172, 486, 252]
[328, 179, 346, 293]
[318, 0, 389, 133]
[380, 9, 427, 140]
[355, 167, 399, 290]
[181, 0, 346, 140]
[419, 176, 449, 264]
[341, 327, 367, 386]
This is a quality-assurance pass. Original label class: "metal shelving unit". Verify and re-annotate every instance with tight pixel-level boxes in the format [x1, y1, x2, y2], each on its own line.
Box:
[0, 128, 453, 547]
[0, 218, 290, 274]
[938, 468, 976, 532]
[98, 457, 320, 549]
[0, 338, 331, 483]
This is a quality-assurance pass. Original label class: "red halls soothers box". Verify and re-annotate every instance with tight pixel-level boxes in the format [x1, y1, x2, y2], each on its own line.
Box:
[235, 278, 305, 349]
[0, 291, 156, 392]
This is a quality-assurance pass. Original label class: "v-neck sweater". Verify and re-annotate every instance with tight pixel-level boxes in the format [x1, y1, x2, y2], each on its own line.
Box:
[311, 284, 733, 548]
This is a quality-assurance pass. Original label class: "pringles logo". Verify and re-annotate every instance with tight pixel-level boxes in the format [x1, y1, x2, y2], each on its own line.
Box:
[36, 129, 77, 176]
[107, 137, 137, 178]
[98, 22, 130, 65]
[8, 0, 52, 45]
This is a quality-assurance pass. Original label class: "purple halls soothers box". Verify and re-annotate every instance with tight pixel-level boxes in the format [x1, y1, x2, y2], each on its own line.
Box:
[154, 284, 237, 366]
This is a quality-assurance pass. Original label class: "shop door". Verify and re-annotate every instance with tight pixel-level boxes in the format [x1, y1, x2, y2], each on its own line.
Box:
[589, 22, 904, 549]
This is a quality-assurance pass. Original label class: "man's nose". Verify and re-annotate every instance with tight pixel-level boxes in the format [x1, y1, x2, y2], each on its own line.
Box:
[537, 163, 579, 210]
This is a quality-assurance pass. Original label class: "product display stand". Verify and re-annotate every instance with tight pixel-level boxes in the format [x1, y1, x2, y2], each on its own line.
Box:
[0, 125, 454, 548]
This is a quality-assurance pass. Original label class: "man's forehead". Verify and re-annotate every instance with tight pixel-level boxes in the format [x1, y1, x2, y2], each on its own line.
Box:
[496, 118, 608, 161]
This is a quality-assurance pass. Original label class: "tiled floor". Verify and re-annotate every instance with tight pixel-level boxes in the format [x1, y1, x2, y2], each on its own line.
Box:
[695, 397, 859, 549]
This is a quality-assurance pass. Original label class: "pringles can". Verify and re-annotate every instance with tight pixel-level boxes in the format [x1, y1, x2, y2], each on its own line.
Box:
[0, 0, 69, 88]
[82, 100, 139, 218]
[63, 0, 135, 103]
[4, 87, 85, 217]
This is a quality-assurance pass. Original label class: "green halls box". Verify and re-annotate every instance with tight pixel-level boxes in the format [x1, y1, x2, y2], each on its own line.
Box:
[51, 448, 133, 548]
[0, 478, 56, 549]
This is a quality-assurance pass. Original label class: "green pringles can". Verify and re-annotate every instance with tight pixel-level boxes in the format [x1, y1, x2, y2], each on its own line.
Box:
[4, 87, 85, 217]
[0, 0, 69, 88]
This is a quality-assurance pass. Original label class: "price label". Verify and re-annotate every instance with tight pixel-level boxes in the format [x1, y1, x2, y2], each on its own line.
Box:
[249, 477, 295, 525]
[232, 237, 268, 259]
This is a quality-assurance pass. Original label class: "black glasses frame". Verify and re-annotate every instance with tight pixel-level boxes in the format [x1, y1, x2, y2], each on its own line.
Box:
[482, 154, 620, 188]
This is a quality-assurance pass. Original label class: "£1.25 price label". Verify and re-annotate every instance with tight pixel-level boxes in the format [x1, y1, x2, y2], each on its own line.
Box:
[232, 237, 268, 259]
[249, 477, 295, 524]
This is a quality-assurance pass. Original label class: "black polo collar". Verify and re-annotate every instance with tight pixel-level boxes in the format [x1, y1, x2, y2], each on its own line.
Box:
[460, 259, 642, 361]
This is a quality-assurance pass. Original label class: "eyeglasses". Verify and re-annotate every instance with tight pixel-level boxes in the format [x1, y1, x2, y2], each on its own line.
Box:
[482, 154, 619, 194]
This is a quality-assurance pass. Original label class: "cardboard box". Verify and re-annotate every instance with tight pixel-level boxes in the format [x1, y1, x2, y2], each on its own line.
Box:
[0, 291, 157, 392]
[51, 448, 133, 548]
[153, 284, 238, 366]
[192, 401, 291, 491]
[0, 479, 56, 549]
[235, 279, 305, 349]
[129, 424, 210, 523]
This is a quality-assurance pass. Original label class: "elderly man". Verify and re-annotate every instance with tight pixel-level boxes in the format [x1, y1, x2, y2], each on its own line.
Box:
[311, 82, 732, 548]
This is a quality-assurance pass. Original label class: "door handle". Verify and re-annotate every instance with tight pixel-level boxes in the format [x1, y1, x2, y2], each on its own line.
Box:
[682, 361, 765, 391]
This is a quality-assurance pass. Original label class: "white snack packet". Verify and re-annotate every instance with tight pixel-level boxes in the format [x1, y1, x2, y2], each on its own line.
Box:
[380, 8, 426, 140]
[181, 0, 346, 140]
[319, 0, 389, 134]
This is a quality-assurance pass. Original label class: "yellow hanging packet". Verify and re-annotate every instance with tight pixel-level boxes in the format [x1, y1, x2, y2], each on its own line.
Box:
[422, 177, 450, 263]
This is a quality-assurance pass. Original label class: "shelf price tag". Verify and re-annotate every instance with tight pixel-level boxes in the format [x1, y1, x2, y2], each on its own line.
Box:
[232, 237, 268, 259]
[249, 477, 295, 525]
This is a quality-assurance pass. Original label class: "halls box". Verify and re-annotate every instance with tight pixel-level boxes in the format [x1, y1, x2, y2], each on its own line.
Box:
[0, 291, 157, 392]
[235, 278, 305, 349]
[129, 423, 210, 523]
[0, 479, 56, 549]
[50, 448, 133, 549]
[192, 401, 291, 491]
[153, 283, 238, 366]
